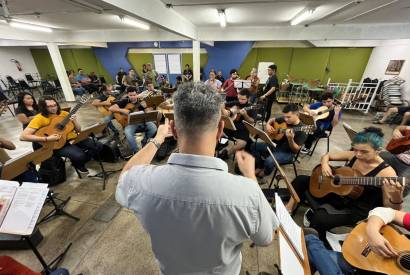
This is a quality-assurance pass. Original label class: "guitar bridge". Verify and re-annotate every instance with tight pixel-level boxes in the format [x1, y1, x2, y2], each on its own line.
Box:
[361, 244, 371, 257]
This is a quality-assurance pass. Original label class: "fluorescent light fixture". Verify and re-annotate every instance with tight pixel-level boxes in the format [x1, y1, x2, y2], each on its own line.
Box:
[119, 16, 150, 30]
[218, 9, 226, 28]
[291, 8, 315, 26]
[9, 21, 53, 32]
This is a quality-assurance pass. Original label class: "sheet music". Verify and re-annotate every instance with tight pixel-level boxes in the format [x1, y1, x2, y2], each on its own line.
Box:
[0, 182, 48, 235]
[154, 54, 167, 74]
[275, 193, 304, 260]
[279, 231, 304, 275]
[0, 180, 19, 225]
[168, 54, 181, 74]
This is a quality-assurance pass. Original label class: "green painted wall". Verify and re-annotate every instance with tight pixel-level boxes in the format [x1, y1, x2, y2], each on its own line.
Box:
[238, 47, 373, 83]
[181, 53, 208, 70]
[30, 48, 113, 83]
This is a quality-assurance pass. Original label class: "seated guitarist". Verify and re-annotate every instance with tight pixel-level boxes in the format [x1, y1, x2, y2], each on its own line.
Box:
[380, 125, 410, 177]
[92, 84, 119, 136]
[20, 96, 103, 174]
[305, 206, 408, 275]
[109, 87, 157, 154]
[301, 92, 341, 154]
[290, 127, 403, 240]
[219, 89, 256, 160]
[252, 104, 307, 178]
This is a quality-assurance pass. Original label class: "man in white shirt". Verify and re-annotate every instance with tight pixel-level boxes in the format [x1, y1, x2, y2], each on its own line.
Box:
[116, 82, 279, 275]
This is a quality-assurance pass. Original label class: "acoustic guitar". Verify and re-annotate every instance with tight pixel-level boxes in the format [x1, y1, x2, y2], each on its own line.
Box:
[113, 102, 139, 128]
[304, 103, 348, 122]
[309, 164, 409, 199]
[96, 95, 116, 116]
[267, 121, 315, 141]
[386, 130, 410, 154]
[228, 105, 257, 121]
[35, 95, 90, 150]
[342, 222, 410, 275]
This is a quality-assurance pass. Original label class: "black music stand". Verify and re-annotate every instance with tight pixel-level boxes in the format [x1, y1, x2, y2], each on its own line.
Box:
[242, 120, 276, 148]
[128, 110, 159, 125]
[73, 122, 120, 190]
[0, 144, 80, 225]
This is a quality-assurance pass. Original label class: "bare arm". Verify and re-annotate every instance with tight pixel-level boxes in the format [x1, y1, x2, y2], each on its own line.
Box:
[0, 137, 16, 150]
[109, 104, 129, 115]
[332, 106, 342, 127]
[16, 113, 33, 126]
[20, 127, 48, 142]
[320, 151, 355, 177]
[92, 99, 110, 107]
[378, 167, 403, 210]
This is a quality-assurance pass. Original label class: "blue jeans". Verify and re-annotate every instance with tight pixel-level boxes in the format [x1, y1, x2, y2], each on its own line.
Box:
[51, 268, 70, 275]
[102, 114, 119, 135]
[124, 122, 157, 153]
[251, 142, 294, 175]
[72, 87, 86, 96]
[305, 234, 354, 275]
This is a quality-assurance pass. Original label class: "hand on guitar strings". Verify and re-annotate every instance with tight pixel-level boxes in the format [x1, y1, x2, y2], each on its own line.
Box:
[235, 150, 256, 181]
[368, 231, 398, 258]
[285, 129, 294, 140]
[383, 178, 405, 200]
[69, 114, 77, 121]
[321, 163, 333, 177]
[47, 134, 61, 141]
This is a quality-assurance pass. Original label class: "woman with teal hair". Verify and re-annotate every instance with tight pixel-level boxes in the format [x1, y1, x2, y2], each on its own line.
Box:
[288, 127, 404, 240]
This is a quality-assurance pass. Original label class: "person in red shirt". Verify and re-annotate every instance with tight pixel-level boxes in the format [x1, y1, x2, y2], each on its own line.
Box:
[221, 69, 239, 102]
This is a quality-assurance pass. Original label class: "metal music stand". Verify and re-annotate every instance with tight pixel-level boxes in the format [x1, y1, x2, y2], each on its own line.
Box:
[242, 120, 276, 148]
[73, 122, 120, 190]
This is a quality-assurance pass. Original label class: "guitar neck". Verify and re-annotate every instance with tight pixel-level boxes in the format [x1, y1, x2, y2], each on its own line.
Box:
[60, 101, 85, 126]
[337, 176, 408, 187]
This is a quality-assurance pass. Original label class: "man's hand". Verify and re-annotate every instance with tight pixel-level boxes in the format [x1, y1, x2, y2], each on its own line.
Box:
[285, 129, 294, 140]
[239, 108, 247, 116]
[334, 105, 342, 114]
[69, 114, 77, 121]
[47, 134, 61, 141]
[236, 150, 256, 181]
[321, 162, 333, 177]
[155, 119, 171, 143]
[260, 95, 266, 100]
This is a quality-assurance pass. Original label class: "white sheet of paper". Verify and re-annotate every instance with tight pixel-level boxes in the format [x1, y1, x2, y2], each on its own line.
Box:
[0, 183, 48, 235]
[279, 231, 304, 275]
[168, 54, 181, 74]
[0, 180, 19, 225]
[326, 231, 349, 252]
[275, 193, 304, 260]
[154, 54, 167, 74]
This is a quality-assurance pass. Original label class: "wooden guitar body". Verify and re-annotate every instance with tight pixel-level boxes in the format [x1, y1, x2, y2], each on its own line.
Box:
[309, 165, 364, 199]
[268, 121, 287, 141]
[386, 133, 410, 154]
[96, 95, 115, 116]
[311, 105, 331, 121]
[35, 115, 75, 150]
[342, 222, 410, 275]
[114, 103, 135, 128]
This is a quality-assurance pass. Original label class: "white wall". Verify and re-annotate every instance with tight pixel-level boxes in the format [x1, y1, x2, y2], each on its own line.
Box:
[0, 47, 39, 85]
[362, 42, 410, 100]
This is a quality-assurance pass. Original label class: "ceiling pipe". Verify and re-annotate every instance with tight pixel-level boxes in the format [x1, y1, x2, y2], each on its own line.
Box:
[307, 0, 364, 26]
[344, 0, 399, 22]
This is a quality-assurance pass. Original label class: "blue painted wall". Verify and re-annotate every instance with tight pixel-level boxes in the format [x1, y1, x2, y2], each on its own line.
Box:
[92, 41, 253, 85]
[203, 41, 254, 80]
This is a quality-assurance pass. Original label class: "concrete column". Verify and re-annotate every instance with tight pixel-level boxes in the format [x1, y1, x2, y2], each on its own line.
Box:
[46, 43, 75, 101]
[192, 40, 200, 82]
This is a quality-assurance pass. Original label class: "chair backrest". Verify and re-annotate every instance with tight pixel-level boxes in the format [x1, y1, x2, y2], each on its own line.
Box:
[53, 79, 61, 88]
[25, 73, 34, 82]
[99, 76, 106, 84]
[6, 76, 17, 85]
[18, 80, 30, 89]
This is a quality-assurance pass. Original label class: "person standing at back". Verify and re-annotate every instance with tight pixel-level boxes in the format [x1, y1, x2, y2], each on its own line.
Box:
[116, 82, 278, 275]
[221, 69, 240, 102]
[260, 64, 279, 122]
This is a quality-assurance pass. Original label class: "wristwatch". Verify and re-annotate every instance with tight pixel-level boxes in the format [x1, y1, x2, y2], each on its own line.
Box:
[148, 138, 161, 149]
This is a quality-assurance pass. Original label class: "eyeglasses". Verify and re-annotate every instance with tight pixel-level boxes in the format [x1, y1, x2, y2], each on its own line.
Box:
[46, 104, 57, 108]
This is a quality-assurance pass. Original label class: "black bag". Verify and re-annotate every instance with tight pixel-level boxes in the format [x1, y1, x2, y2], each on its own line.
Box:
[98, 136, 121, 163]
[155, 137, 177, 161]
[39, 156, 66, 186]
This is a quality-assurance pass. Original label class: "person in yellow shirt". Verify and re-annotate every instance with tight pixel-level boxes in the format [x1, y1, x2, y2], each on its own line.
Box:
[20, 95, 102, 174]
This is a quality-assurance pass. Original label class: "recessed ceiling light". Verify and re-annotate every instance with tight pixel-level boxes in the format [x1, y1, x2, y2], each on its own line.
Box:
[218, 9, 227, 28]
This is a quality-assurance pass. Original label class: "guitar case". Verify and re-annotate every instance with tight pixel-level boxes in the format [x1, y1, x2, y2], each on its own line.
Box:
[97, 136, 121, 163]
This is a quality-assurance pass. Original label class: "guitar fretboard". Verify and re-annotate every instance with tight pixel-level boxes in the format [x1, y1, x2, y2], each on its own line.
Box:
[336, 176, 408, 187]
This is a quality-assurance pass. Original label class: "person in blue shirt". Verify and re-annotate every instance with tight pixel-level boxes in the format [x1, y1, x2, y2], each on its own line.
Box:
[301, 92, 342, 154]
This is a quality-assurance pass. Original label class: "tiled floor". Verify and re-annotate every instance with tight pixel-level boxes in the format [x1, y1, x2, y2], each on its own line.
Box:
[0, 100, 402, 275]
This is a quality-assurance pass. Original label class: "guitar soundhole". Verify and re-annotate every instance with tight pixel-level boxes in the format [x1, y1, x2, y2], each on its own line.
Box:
[398, 252, 410, 272]
[55, 123, 64, 131]
[333, 175, 341, 185]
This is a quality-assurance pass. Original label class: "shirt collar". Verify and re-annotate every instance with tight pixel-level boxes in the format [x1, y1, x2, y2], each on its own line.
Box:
[167, 153, 228, 172]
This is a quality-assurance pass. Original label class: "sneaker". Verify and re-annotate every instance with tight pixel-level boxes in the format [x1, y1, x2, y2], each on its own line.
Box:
[303, 208, 314, 227]
[77, 166, 89, 174]
[300, 147, 311, 154]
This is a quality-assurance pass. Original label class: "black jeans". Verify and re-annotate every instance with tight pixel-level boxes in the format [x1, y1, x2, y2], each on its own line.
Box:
[264, 97, 275, 122]
[55, 138, 103, 169]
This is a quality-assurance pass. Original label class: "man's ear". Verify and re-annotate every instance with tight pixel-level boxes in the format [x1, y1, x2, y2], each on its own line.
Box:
[170, 120, 178, 140]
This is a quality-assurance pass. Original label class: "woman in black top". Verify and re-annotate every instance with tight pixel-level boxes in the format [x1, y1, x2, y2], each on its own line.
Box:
[288, 127, 404, 239]
[15, 92, 38, 129]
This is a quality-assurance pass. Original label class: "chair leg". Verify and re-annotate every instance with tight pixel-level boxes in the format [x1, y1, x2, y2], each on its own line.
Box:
[308, 138, 320, 156]
[268, 168, 278, 190]
[327, 136, 330, 153]
[293, 162, 298, 177]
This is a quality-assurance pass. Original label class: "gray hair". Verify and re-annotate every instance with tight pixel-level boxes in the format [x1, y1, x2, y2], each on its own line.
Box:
[173, 82, 223, 136]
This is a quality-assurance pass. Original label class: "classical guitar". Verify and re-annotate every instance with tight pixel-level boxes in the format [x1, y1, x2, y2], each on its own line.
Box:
[267, 121, 315, 141]
[386, 130, 410, 154]
[113, 102, 139, 128]
[228, 105, 257, 121]
[304, 103, 349, 122]
[309, 164, 409, 199]
[342, 222, 410, 275]
[96, 95, 116, 116]
[35, 95, 90, 150]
